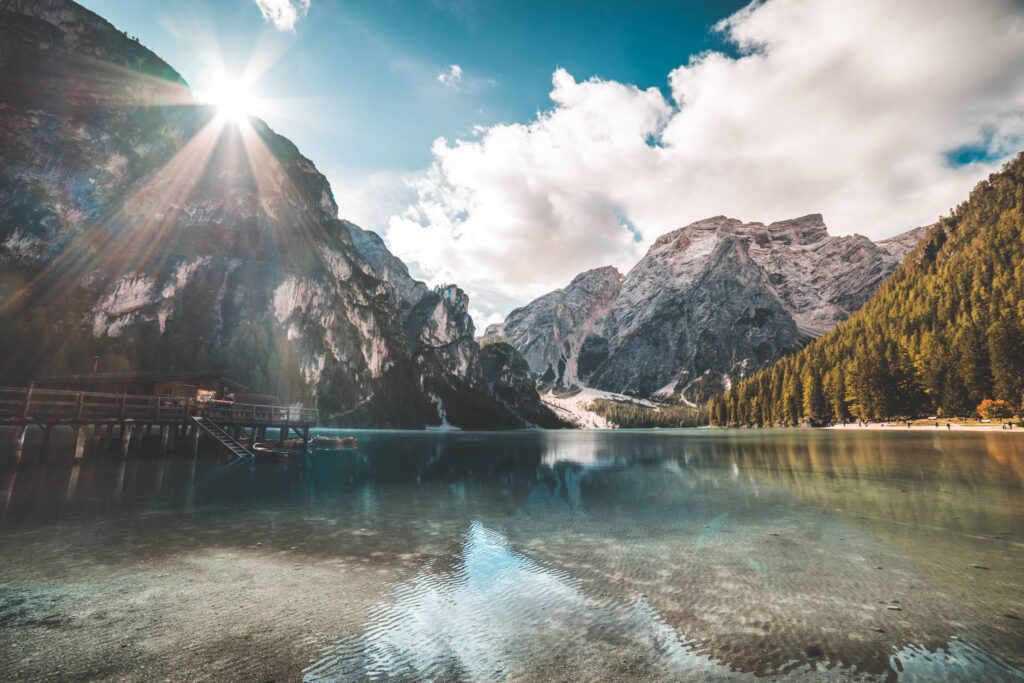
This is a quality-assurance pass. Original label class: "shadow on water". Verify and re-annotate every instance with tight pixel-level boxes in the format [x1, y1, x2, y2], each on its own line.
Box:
[1, 427, 1023, 681]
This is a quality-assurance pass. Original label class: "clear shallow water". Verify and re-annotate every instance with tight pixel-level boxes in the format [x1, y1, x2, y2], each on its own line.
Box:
[1, 428, 1023, 682]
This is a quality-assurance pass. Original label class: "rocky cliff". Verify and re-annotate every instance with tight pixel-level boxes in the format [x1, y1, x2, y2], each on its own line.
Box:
[484, 266, 623, 388]
[0, 0, 559, 428]
[490, 215, 925, 402]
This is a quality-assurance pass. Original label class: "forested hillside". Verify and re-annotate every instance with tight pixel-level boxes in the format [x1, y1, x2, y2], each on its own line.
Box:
[710, 153, 1024, 426]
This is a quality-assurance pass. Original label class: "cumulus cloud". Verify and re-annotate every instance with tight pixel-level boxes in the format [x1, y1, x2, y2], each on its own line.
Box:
[253, 0, 310, 32]
[386, 0, 1024, 317]
[437, 64, 464, 87]
[330, 169, 419, 232]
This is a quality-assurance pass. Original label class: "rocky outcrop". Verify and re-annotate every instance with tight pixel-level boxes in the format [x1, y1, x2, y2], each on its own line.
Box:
[490, 215, 925, 402]
[484, 266, 623, 387]
[345, 220, 429, 313]
[478, 342, 566, 428]
[0, 0, 557, 429]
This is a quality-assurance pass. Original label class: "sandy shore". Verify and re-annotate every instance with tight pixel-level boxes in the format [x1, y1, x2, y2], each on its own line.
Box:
[826, 421, 1023, 432]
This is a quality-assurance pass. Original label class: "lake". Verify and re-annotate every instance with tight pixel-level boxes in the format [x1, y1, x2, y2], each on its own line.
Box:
[1, 429, 1023, 681]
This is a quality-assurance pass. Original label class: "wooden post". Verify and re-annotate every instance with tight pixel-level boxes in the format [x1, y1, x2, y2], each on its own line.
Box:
[72, 425, 87, 461]
[120, 424, 133, 458]
[40, 425, 53, 458]
[12, 425, 27, 463]
[65, 463, 81, 501]
[134, 425, 144, 454]
[159, 425, 170, 455]
[102, 424, 113, 454]
[21, 383, 33, 422]
[190, 424, 200, 456]
[279, 424, 288, 446]
[114, 458, 126, 502]
[75, 392, 84, 423]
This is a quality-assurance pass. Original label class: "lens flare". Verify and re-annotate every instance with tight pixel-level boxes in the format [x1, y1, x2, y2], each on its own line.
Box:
[200, 75, 258, 122]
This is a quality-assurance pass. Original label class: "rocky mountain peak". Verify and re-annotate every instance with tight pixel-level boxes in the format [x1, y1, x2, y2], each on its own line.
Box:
[566, 265, 623, 291]
[490, 214, 926, 403]
[764, 214, 829, 245]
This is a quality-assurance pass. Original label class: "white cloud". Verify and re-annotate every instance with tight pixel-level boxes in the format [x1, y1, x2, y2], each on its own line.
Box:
[330, 169, 420, 232]
[386, 0, 1024, 318]
[253, 0, 310, 32]
[437, 64, 463, 87]
[470, 308, 506, 332]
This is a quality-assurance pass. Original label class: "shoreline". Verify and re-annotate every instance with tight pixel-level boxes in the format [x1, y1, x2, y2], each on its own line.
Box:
[826, 421, 1022, 432]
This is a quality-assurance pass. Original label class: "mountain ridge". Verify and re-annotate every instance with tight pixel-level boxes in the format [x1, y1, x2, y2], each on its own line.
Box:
[489, 214, 926, 403]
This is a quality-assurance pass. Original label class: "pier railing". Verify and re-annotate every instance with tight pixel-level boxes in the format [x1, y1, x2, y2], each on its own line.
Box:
[0, 386, 317, 427]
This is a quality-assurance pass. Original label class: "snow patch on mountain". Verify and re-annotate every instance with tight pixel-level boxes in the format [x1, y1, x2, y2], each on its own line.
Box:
[542, 387, 656, 429]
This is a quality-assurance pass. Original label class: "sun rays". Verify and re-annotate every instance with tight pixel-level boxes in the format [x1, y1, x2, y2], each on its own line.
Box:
[0, 37, 335, 377]
[197, 73, 261, 123]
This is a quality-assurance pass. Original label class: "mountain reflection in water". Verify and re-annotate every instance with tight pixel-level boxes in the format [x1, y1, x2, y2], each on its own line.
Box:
[1, 429, 1022, 681]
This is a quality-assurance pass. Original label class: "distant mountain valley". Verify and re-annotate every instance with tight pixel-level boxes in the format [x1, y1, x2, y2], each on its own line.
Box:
[486, 215, 926, 408]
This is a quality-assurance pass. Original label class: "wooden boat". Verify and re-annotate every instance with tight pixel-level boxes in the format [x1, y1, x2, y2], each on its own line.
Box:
[250, 435, 358, 460]
[252, 441, 303, 464]
[312, 435, 359, 449]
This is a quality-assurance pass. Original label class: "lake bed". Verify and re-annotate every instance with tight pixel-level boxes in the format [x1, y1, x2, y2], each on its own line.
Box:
[1, 429, 1023, 681]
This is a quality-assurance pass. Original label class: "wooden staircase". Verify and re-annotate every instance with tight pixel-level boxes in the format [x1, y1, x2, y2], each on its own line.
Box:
[191, 416, 255, 460]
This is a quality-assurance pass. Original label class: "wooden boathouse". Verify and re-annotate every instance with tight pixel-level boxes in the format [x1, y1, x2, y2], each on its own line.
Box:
[1, 372, 317, 462]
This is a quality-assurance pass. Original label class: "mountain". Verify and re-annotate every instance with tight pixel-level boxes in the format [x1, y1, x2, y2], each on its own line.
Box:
[489, 214, 923, 402]
[0, 0, 560, 429]
[711, 153, 1024, 426]
[484, 266, 623, 388]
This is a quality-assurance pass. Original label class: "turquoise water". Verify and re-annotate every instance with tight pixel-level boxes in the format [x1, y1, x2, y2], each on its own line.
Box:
[1, 428, 1023, 681]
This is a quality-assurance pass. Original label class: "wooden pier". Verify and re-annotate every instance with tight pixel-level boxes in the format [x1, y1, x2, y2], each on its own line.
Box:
[0, 386, 317, 462]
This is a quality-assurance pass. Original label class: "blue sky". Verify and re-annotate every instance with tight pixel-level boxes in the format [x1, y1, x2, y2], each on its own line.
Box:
[82, 0, 746, 178]
[80, 0, 1024, 325]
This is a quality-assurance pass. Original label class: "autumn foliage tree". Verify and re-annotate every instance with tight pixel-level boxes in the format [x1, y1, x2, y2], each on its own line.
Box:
[977, 399, 1014, 420]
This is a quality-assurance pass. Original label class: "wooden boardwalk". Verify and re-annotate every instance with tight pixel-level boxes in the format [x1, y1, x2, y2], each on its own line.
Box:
[1, 386, 317, 462]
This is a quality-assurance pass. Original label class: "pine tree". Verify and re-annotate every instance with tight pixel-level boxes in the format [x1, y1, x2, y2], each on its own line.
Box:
[953, 324, 992, 410]
[989, 318, 1024, 408]
[824, 366, 850, 423]
[802, 367, 828, 425]
[782, 367, 802, 426]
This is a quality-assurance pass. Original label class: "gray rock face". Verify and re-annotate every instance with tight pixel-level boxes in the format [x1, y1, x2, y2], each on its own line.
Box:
[485, 266, 623, 387]
[345, 220, 429, 313]
[478, 342, 566, 428]
[0, 0, 554, 429]
[491, 214, 924, 402]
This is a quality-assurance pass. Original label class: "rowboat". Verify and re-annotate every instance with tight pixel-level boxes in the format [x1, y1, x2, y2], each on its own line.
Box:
[312, 435, 359, 449]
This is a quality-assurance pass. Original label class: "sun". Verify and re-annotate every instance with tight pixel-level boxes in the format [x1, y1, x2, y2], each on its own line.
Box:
[201, 75, 258, 123]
